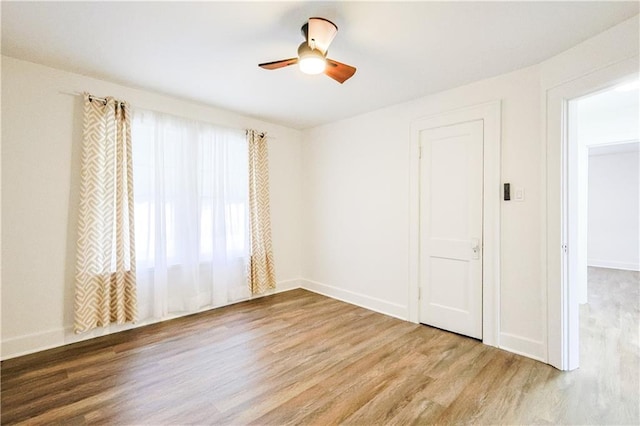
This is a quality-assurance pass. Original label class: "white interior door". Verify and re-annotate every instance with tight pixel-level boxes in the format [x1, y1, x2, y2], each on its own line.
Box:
[419, 120, 483, 339]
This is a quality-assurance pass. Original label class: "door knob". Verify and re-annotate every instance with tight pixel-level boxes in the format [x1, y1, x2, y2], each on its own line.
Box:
[471, 238, 480, 259]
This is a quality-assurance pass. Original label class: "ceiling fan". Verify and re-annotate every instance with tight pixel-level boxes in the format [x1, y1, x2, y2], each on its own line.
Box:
[259, 17, 357, 84]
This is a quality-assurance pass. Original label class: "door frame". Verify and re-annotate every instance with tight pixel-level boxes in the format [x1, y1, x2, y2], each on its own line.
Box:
[409, 100, 501, 347]
[544, 56, 638, 370]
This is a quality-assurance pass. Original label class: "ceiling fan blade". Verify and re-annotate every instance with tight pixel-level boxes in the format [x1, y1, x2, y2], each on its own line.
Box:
[308, 17, 337, 54]
[258, 58, 298, 70]
[325, 58, 356, 84]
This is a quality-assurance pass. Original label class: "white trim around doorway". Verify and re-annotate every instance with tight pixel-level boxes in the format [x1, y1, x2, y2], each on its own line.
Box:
[544, 56, 638, 371]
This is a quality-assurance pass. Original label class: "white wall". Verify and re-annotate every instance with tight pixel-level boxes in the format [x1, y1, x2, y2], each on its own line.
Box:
[301, 15, 639, 363]
[588, 148, 640, 270]
[302, 65, 545, 359]
[1, 56, 303, 358]
[3, 16, 637, 364]
[541, 16, 638, 369]
[539, 16, 639, 90]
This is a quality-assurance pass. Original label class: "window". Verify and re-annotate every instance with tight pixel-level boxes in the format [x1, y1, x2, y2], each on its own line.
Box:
[131, 110, 250, 319]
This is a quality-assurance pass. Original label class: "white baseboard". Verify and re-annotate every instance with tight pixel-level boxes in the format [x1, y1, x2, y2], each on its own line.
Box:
[587, 259, 640, 271]
[300, 280, 549, 364]
[275, 278, 302, 292]
[3, 278, 548, 366]
[499, 332, 546, 362]
[1, 278, 303, 360]
[300, 279, 408, 320]
[2, 328, 67, 360]
[1, 322, 141, 361]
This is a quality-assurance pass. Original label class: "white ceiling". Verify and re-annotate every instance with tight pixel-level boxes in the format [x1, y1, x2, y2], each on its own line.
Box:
[2, 1, 638, 129]
[589, 141, 639, 156]
[578, 78, 639, 149]
[578, 80, 639, 127]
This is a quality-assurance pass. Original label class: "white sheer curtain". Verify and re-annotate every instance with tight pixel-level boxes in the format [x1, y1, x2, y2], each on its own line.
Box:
[131, 109, 250, 320]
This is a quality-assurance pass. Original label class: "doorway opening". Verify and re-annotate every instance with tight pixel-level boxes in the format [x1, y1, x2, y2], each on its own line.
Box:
[566, 79, 639, 370]
[546, 57, 638, 370]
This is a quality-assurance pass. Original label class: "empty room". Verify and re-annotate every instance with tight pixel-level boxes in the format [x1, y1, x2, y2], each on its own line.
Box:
[1, 2, 639, 425]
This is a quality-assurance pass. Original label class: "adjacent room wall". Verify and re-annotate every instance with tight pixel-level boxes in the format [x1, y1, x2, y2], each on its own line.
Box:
[573, 87, 639, 302]
[588, 148, 640, 271]
[1, 56, 303, 358]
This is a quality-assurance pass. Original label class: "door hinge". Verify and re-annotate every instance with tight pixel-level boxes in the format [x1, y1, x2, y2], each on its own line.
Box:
[418, 145, 422, 159]
[418, 287, 421, 300]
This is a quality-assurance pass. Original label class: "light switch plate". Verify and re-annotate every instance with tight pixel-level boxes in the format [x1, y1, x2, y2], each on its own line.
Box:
[514, 187, 525, 201]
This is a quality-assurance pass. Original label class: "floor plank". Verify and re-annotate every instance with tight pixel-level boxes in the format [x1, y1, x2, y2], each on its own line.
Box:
[2, 269, 638, 425]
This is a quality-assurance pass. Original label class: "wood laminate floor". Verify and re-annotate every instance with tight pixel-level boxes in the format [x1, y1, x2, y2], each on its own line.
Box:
[2, 268, 638, 425]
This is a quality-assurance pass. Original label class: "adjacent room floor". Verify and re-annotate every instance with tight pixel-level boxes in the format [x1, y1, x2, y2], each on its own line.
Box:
[578, 266, 640, 422]
[2, 269, 638, 424]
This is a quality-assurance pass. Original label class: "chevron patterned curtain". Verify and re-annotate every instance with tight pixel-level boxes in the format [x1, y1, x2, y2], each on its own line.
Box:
[247, 130, 276, 294]
[74, 93, 137, 333]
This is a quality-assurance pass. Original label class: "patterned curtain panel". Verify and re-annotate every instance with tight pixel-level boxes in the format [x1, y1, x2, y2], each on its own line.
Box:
[74, 93, 137, 333]
[247, 130, 276, 294]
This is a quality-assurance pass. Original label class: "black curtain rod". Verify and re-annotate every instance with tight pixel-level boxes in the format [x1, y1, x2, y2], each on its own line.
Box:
[88, 94, 125, 106]
[247, 130, 266, 138]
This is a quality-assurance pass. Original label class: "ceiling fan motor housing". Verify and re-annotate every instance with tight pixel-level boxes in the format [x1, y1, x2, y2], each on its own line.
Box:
[298, 42, 325, 58]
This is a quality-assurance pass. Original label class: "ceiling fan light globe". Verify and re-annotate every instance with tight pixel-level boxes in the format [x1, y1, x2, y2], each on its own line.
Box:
[299, 55, 326, 75]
